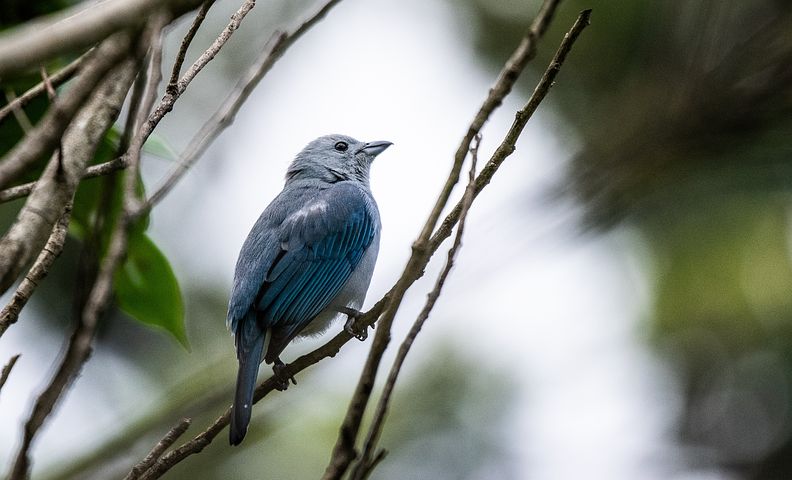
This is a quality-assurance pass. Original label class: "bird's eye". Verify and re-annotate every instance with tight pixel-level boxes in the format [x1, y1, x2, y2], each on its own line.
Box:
[334, 141, 348, 152]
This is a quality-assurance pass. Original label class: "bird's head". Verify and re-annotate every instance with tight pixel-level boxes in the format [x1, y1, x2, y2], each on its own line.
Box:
[286, 134, 392, 185]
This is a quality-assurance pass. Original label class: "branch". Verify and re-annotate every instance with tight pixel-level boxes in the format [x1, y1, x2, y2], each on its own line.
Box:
[141, 0, 343, 214]
[349, 137, 481, 480]
[0, 0, 204, 77]
[0, 52, 88, 125]
[0, 32, 133, 190]
[123, 418, 192, 480]
[0, 354, 20, 398]
[430, 10, 593, 254]
[0, 157, 129, 204]
[416, 0, 563, 247]
[135, 0, 259, 151]
[322, 2, 572, 478]
[0, 203, 72, 338]
[137, 6, 590, 480]
[167, 0, 216, 93]
[0, 31, 136, 298]
[6, 56, 140, 480]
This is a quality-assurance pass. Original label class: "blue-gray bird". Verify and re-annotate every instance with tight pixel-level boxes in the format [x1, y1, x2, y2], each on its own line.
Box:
[227, 134, 391, 445]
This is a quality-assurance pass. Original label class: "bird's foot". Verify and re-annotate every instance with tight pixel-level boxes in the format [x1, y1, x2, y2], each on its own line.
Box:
[341, 307, 371, 341]
[272, 359, 296, 391]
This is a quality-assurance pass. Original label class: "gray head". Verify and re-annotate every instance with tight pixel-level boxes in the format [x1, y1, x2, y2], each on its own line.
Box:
[286, 134, 392, 185]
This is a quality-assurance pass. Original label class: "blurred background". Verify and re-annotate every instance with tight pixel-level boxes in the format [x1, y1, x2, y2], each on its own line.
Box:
[2, 0, 792, 478]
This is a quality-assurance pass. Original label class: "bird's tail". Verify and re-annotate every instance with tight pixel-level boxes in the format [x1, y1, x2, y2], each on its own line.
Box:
[230, 326, 267, 446]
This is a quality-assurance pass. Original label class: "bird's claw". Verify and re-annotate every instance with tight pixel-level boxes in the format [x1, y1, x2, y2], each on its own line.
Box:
[342, 307, 369, 341]
[272, 360, 296, 391]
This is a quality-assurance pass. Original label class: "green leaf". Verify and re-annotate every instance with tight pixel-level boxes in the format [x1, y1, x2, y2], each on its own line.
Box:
[143, 133, 178, 161]
[115, 232, 188, 348]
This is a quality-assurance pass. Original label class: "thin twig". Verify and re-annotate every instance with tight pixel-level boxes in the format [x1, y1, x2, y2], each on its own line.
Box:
[0, 157, 128, 203]
[0, 354, 21, 398]
[167, 0, 216, 94]
[349, 136, 481, 480]
[0, 52, 87, 125]
[142, 7, 590, 480]
[322, 2, 568, 478]
[0, 203, 72, 338]
[123, 418, 191, 480]
[137, 0, 259, 152]
[40, 66, 57, 100]
[3, 90, 34, 132]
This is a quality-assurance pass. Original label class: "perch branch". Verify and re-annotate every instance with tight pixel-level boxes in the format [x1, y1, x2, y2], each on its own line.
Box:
[322, 3, 576, 479]
[123, 418, 192, 480]
[349, 136, 481, 480]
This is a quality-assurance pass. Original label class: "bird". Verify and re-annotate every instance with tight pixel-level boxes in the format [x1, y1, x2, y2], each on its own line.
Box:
[226, 134, 392, 445]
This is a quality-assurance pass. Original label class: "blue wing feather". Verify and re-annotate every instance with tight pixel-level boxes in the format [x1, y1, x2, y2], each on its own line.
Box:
[227, 182, 378, 349]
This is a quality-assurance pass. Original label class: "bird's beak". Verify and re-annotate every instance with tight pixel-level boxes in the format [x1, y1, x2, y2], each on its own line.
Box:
[358, 140, 393, 157]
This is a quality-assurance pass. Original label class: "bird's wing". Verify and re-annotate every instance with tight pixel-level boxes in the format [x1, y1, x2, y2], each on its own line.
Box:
[255, 183, 377, 340]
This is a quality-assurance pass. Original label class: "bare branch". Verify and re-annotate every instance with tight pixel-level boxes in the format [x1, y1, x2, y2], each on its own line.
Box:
[136, 0, 259, 152]
[123, 418, 191, 480]
[0, 203, 72, 338]
[0, 354, 21, 398]
[349, 136, 481, 480]
[416, 0, 563, 248]
[0, 53, 87, 124]
[6, 57, 140, 480]
[3, 90, 33, 132]
[167, 0, 216, 93]
[0, 157, 128, 204]
[0, 32, 136, 298]
[0, 32, 133, 190]
[322, 3, 573, 478]
[0, 0, 204, 77]
[430, 10, 593, 253]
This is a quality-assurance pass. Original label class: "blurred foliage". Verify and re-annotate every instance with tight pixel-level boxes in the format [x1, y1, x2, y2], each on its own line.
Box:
[457, 0, 792, 478]
[0, 0, 187, 346]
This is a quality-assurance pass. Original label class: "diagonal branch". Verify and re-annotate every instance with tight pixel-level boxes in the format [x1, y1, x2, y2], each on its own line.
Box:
[0, 52, 88, 125]
[322, 4, 576, 479]
[167, 0, 216, 93]
[123, 418, 192, 480]
[0, 354, 21, 398]
[349, 136, 481, 480]
[0, 157, 128, 204]
[430, 9, 593, 254]
[0, 203, 72, 338]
